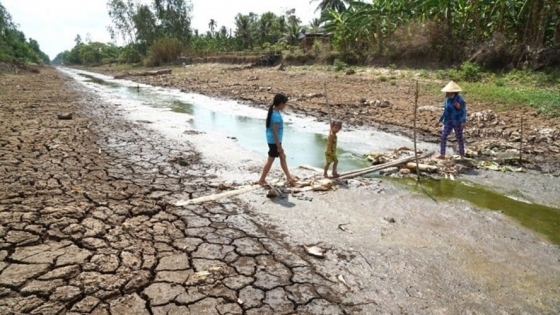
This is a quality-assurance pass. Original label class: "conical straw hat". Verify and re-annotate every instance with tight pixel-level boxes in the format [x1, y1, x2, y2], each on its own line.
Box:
[441, 81, 462, 92]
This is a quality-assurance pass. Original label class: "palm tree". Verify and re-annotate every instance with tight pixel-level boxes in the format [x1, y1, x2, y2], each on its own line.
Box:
[310, 0, 349, 14]
[309, 18, 321, 33]
[234, 14, 252, 49]
[257, 12, 275, 45]
[282, 23, 302, 46]
[208, 19, 217, 34]
[219, 26, 228, 37]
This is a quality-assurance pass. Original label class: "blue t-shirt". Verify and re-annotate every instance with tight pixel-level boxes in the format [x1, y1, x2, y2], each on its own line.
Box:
[266, 111, 283, 144]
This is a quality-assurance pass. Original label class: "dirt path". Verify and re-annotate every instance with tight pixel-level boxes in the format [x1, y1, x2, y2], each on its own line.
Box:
[91, 63, 560, 175]
[0, 67, 353, 314]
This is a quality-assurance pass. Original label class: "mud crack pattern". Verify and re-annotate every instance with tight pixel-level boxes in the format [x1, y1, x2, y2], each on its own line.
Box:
[0, 68, 354, 314]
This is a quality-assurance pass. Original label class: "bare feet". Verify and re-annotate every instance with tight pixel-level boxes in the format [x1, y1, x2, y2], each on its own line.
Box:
[435, 154, 446, 160]
[257, 180, 268, 186]
[323, 173, 329, 178]
[287, 177, 298, 187]
[332, 172, 340, 178]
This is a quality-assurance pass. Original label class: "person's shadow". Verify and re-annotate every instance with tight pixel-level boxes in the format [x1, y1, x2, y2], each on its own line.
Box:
[267, 187, 296, 208]
[271, 196, 296, 208]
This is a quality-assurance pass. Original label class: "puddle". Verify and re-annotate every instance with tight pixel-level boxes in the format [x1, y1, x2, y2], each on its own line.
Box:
[398, 178, 560, 244]
[78, 73, 120, 88]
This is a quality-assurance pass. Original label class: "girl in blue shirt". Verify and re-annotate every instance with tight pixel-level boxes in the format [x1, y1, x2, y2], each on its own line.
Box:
[258, 93, 297, 186]
[436, 81, 467, 159]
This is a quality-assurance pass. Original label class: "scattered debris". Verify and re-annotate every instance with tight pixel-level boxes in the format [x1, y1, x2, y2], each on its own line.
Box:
[183, 130, 205, 135]
[217, 183, 232, 191]
[337, 274, 347, 285]
[311, 178, 334, 191]
[57, 113, 73, 120]
[303, 245, 326, 258]
[167, 155, 190, 166]
[114, 69, 171, 79]
[338, 223, 350, 232]
[383, 217, 396, 223]
[266, 187, 281, 198]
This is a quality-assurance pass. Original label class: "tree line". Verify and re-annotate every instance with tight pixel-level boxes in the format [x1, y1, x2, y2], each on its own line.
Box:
[0, 1, 50, 65]
[53, 0, 560, 69]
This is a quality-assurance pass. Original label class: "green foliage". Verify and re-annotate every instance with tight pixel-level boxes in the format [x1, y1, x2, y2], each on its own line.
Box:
[495, 78, 505, 87]
[52, 41, 121, 66]
[319, 0, 560, 68]
[468, 82, 560, 117]
[458, 61, 483, 82]
[119, 44, 143, 64]
[0, 3, 50, 64]
[435, 61, 486, 82]
[333, 58, 347, 71]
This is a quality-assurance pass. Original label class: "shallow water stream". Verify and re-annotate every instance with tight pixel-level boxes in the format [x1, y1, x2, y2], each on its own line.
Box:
[400, 178, 560, 244]
[61, 67, 560, 244]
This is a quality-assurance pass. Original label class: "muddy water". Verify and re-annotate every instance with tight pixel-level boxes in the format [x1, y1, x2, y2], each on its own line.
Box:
[399, 178, 560, 244]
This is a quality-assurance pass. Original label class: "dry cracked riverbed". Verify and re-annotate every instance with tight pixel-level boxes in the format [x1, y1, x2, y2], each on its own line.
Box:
[1, 67, 560, 315]
[0, 68, 355, 314]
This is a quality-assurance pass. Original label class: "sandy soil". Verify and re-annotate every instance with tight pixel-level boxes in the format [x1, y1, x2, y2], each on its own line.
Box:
[1, 66, 559, 315]
[92, 63, 560, 175]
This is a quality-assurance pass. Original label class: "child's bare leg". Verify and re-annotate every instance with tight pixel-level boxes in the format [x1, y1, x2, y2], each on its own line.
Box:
[258, 157, 275, 185]
[279, 154, 295, 183]
[323, 162, 331, 178]
[332, 159, 339, 177]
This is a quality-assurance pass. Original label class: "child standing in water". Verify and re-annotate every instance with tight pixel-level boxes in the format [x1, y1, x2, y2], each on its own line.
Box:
[324, 121, 342, 178]
[258, 93, 298, 186]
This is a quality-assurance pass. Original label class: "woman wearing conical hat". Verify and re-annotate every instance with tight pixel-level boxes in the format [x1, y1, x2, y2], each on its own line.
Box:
[435, 81, 467, 159]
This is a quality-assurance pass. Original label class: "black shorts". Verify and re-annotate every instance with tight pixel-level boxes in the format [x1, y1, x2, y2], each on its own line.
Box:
[268, 143, 281, 158]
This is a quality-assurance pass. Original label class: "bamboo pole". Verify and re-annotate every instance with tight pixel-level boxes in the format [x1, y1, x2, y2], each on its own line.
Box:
[520, 116, 524, 167]
[175, 184, 261, 206]
[413, 80, 421, 182]
[337, 151, 434, 180]
[323, 80, 332, 124]
[301, 150, 433, 179]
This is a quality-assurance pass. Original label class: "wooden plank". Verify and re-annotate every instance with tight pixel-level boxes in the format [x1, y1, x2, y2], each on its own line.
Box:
[338, 151, 434, 180]
[175, 184, 261, 206]
[299, 151, 434, 179]
[299, 164, 324, 173]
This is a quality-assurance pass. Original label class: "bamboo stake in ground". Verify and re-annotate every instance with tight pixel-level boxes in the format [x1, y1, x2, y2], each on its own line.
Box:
[413, 80, 421, 182]
[520, 116, 524, 167]
[323, 80, 333, 124]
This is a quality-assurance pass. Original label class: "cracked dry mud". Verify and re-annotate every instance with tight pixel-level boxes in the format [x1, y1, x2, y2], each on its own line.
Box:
[0, 68, 353, 314]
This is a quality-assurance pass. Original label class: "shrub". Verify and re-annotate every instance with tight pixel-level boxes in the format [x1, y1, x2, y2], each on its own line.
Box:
[145, 37, 183, 67]
[333, 58, 348, 71]
[459, 61, 483, 82]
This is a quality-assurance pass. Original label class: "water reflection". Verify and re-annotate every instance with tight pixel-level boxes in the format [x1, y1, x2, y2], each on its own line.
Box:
[400, 178, 560, 244]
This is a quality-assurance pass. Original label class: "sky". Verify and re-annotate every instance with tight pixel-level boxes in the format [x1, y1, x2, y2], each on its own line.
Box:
[2, 0, 319, 60]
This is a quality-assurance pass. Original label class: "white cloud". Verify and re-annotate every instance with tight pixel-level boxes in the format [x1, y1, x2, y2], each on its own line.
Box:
[2, 0, 319, 60]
